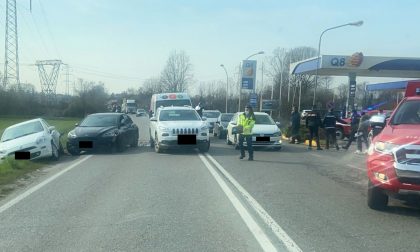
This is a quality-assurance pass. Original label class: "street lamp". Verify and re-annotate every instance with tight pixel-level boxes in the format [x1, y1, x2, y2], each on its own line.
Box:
[239, 51, 265, 111]
[312, 20, 363, 107]
[220, 64, 229, 113]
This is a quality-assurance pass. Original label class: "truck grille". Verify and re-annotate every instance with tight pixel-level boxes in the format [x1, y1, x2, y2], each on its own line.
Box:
[395, 145, 420, 185]
[172, 128, 199, 135]
[395, 146, 420, 165]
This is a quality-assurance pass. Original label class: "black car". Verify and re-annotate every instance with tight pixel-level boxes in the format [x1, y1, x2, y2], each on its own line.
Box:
[213, 113, 234, 139]
[66, 113, 139, 155]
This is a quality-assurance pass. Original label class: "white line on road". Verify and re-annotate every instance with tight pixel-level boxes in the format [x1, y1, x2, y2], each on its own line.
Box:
[198, 154, 277, 252]
[0, 155, 92, 214]
[205, 153, 303, 252]
[309, 153, 323, 158]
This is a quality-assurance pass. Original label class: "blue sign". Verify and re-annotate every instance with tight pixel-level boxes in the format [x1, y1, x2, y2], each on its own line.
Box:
[241, 60, 257, 90]
[262, 100, 276, 111]
[249, 93, 258, 108]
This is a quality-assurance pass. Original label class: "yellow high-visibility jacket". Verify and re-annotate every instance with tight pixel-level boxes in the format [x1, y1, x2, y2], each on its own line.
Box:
[238, 113, 255, 136]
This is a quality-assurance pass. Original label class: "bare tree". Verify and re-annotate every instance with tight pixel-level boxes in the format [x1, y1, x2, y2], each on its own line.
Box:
[160, 50, 193, 92]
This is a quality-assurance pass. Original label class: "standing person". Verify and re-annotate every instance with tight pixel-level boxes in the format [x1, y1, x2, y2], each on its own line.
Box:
[290, 106, 301, 144]
[323, 108, 340, 150]
[342, 110, 361, 150]
[305, 106, 323, 150]
[238, 105, 256, 161]
[195, 102, 203, 117]
[356, 112, 371, 154]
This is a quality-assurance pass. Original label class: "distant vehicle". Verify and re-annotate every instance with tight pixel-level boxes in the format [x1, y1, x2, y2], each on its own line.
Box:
[203, 110, 221, 134]
[122, 99, 137, 114]
[213, 113, 234, 139]
[136, 109, 147, 117]
[366, 82, 420, 210]
[66, 113, 139, 155]
[149, 106, 210, 153]
[301, 109, 312, 119]
[0, 118, 62, 161]
[150, 93, 192, 117]
[226, 112, 282, 150]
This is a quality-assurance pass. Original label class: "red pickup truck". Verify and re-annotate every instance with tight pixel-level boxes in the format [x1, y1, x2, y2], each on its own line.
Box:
[366, 82, 420, 210]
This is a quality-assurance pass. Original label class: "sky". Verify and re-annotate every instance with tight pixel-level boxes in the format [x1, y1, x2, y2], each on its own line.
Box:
[1, 0, 419, 94]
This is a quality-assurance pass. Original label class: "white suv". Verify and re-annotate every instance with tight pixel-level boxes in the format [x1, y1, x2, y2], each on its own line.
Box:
[149, 106, 210, 153]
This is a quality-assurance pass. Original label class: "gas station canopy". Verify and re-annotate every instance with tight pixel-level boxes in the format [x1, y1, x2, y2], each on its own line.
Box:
[290, 55, 420, 78]
[365, 80, 420, 91]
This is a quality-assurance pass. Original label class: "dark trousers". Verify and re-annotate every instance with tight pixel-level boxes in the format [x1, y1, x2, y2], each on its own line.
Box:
[239, 134, 253, 158]
[344, 128, 357, 148]
[308, 127, 320, 148]
[357, 130, 369, 151]
[290, 126, 301, 143]
[325, 128, 339, 149]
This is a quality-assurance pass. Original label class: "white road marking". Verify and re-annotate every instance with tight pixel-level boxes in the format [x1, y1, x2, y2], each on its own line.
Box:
[198, 154, 277, 252]
[0, 155, 92, 214]
[204, 153, 303, 252]
[309, 153, 323, 158]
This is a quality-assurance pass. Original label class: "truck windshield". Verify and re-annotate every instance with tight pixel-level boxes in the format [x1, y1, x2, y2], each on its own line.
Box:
[391, 100, 420, 125]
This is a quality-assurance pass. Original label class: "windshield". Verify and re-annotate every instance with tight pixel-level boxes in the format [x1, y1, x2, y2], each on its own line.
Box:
[391, 100, 420, 125]
[203, 111, 221, 118]
[221, 114, 234, 122]
[80, 115, 119, 127]
[159, 110, 200, 121]
[255, 114, 275, 125]
[1, 121, 44, 142]
[156, 99, 191, 108]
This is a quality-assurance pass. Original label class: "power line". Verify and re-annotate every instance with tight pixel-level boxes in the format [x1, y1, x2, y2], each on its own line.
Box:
[36, 0, 61, 59]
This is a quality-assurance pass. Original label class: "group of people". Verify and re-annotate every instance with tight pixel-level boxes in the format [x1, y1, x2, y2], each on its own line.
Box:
[289, 106, 378, 154]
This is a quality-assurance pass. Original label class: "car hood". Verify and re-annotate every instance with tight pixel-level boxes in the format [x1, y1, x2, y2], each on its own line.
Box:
[0, 131, 44, 152]
[74, 126, 117, 137]
[159, 121, 207, 129]
[377, 124, 420, 145]
[252, 124, 281, 134]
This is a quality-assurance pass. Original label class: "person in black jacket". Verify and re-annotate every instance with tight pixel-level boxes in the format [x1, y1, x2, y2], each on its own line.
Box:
[323, 108, 339, 150]
[305, 106, 322, 150]
[290, 106, 301, 144]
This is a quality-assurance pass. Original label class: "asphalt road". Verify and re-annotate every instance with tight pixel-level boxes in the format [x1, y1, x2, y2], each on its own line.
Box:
[0, 115, 419, 251]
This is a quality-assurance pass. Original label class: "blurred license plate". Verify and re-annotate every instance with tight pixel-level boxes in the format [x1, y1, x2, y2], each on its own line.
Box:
[256, 137, 270, 142]
[178, 135, 197, 145]
[15, 151, 30, 160]
[79, 141, 93, 148]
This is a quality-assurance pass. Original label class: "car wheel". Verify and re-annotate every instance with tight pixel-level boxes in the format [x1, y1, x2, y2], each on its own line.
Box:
[274, 146, 282, 151]
[154, 133, 162, 153]
[367, 180, 389, 210]
[226, 134, 232, 145]
[199, 141, 210, 153]
[130, 135, 139, 148]
[51, 142, 59, 161]
[336, 128, 344, 140]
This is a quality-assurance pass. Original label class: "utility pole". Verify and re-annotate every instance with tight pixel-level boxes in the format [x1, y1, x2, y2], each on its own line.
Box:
[3, 0, 20, 89]
[259, 62, 264, 111]
[36, 60, 63, 102]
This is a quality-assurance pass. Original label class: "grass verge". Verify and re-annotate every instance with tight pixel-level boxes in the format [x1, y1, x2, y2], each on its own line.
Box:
[0, 157, 45, 187]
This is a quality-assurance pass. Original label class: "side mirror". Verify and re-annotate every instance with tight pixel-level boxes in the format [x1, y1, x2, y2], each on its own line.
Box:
[48, 126, 55, 133]
[150, 117, 157, 122]
[75, 123, 79, 127]
[276, 122, 281, 127]
[202, 116, 207, 121]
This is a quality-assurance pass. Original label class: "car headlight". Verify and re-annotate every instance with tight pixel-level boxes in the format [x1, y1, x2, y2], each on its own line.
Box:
[272, 131, 281, 137]
[374, 141, 399, 155]
[103, 130, 119, 137]
[68, 130, 77, 138]
[159, 126, 170, 132]
[36, 136, 46, 144]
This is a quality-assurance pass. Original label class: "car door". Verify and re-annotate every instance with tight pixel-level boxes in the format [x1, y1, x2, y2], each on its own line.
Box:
[227, 113, 239, 142]
[41, 119, 60, 148]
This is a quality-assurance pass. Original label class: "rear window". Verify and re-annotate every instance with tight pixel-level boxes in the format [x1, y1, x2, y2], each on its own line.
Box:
[255, 114, 275, 125]
[159, 110, 200, 121]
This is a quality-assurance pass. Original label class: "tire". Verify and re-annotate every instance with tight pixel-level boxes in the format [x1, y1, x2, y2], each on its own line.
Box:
[367, 180, 389, 210]
[130, 135, 139, 148]
[336, 128, 344, 140]
[226, 134, 232, 145]
[51, 142, 59, 161]
[274, 146, 282, 151]
[68, 149, 80, 156]
[154, 133, 162, 153]
[199, 141, 210, 153]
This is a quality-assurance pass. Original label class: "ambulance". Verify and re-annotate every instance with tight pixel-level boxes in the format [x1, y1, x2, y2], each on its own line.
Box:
[366, 82, 420, 210]
[150, 93, 192, 117]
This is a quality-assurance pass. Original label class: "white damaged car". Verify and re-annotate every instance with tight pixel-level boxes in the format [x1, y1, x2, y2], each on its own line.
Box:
[0, 118, 62, 161]
[149, 106, 210, 153]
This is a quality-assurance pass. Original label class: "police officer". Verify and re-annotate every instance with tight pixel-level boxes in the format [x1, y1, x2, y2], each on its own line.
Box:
[323, 108, 339, 150]
[305, 106, 322, 150]
[238, 105, 256, 161]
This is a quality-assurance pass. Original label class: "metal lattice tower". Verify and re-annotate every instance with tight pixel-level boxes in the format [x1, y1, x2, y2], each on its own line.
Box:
[3, 0, 20, 88]
[36, 60, 62, 98]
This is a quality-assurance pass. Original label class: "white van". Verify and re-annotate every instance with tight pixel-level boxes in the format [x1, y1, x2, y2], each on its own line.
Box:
[150, 93, 192, 116]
